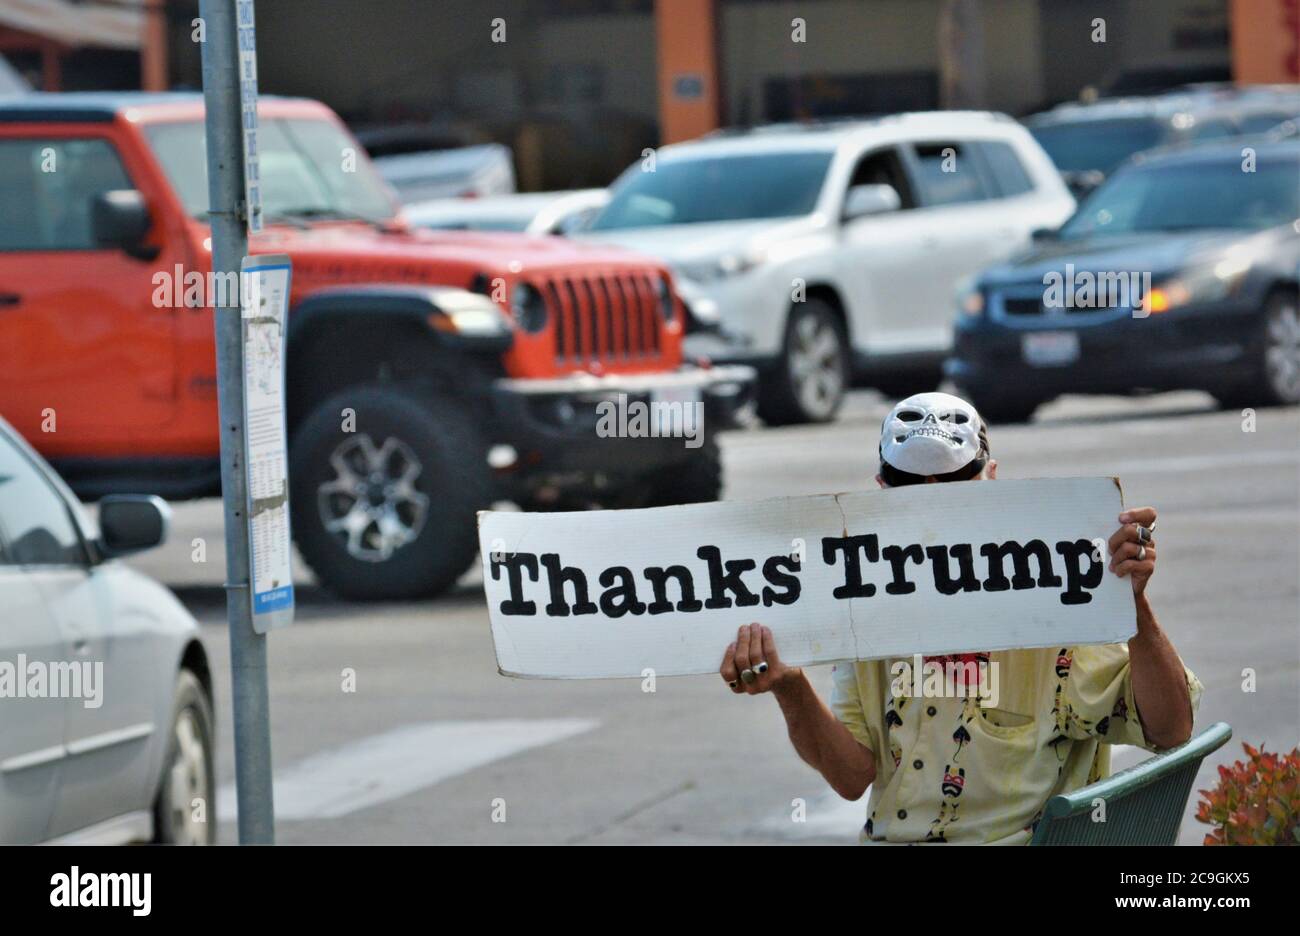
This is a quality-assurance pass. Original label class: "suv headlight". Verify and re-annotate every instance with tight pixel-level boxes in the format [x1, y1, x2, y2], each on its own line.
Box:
[510, 282, 548, 333]
[676, 247, 766, 283]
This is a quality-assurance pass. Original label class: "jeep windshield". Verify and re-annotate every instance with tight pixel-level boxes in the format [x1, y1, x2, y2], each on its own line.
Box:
[145, 117, 397, 225]
[589, 151, 832, 230]
[1059, 156, 1300, 239]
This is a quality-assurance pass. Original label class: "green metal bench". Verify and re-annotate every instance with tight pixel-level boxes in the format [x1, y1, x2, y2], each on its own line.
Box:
[1029, 721, 1233, 845]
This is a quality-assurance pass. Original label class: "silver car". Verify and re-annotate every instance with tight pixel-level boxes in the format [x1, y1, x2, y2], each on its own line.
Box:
[0, 417, 214, 844]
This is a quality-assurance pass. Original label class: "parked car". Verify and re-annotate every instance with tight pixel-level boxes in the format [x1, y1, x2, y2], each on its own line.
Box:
[404, 188, 609, 235]
[1026, 92, 1300, 196]
[580, 113, 1074, 423]
[947, 138, 1300, 423]
[0, 415, 213, 845]
[373, 142, 516, 203]
[0, 93, 753, 601]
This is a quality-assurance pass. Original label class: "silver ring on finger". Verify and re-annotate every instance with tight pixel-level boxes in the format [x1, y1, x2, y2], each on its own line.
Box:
[755, 661, 769, 675]
[1137, 545, 1147, 561]
[740, 668, 757, 685]
[1137, 525, 1153, 545]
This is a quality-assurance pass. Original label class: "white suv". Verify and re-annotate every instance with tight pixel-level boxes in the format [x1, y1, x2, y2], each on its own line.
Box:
[581, 113, 1075, 423]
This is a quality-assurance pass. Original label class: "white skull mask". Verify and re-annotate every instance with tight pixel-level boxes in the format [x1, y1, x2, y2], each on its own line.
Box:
[880, 392, 982, 477]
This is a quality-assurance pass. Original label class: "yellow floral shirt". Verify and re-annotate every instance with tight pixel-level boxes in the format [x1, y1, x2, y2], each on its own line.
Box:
[829, 643, 1202, 844]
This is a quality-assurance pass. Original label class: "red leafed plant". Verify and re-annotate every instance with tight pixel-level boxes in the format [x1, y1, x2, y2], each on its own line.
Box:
[1196, 743, 1300, 845]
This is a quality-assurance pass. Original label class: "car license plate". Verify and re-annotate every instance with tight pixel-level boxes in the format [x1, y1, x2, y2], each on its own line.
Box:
[651, 385, 701, 406]
[1021, 331, 1080, 367]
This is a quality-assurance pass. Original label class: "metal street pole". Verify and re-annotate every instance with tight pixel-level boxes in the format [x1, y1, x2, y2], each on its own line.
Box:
[198, 0, 275, 844]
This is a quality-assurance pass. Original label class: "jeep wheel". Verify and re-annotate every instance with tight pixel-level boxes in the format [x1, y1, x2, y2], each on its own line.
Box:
[290, 384, 489, 601]
[758, 299, 849, 426]
[644, 439, 723, 506]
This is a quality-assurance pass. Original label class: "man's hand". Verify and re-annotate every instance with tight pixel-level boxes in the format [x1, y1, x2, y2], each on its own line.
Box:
[1109, 506, 1158, 596]
[719, 623, 875, 797]
[719, 624, 800, 695]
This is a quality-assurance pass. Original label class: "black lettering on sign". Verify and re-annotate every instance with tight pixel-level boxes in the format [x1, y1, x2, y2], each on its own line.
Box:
[882, 543, 924, 595]
[644, 565, 705, 615]
[925, 543, 981, 595]
[541, 553, 598, 616]
[697, 545, 761, 609]
[821, 534, 879, 598]
[761, 555, 802, 607]
[980, 539, 1063, 592]
[492, 552, 540, 616]
[1055, 539, 1104, 605]
[598, 566, 647, 618]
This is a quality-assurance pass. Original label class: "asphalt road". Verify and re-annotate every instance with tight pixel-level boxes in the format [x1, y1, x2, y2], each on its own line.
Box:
[126, 390, 1300, 844]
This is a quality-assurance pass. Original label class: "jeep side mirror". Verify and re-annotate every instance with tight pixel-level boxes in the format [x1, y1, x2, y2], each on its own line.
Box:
[843, 183, 901, 222]
[92, 189, 152, 254]
[97, 495, 171, 558]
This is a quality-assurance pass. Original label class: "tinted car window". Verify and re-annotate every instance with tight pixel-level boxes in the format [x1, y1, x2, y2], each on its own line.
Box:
[1061, 155, 1300, 238]
[0, 138, 131, 251]
[1187, 118, 1237, 141]
[0, 433, 85, 566]
[976, 140, 1035, 197]
[1029, 117, 1165, 174]
[912, 142, 994, 206]
[1238, 112, 1296, 134]
[590, 151, 833, 229]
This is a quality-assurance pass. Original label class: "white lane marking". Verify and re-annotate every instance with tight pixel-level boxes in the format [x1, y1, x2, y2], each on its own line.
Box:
[219, 718, 597, 821]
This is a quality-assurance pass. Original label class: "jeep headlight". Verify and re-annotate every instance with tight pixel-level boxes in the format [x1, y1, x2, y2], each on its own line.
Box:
[510, 282, 549, 333]
[653, 274, 677, 322]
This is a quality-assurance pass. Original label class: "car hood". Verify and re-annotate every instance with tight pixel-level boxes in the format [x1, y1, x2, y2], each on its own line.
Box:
[245, 220, 664, 280]
[578, 217, 817, 266]
[980, 229, 1254, 286]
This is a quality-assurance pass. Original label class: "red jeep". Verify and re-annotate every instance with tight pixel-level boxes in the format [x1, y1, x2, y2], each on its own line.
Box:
[0, 93, 753, 600]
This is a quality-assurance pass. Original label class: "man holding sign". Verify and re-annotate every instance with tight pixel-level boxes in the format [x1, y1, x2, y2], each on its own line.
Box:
[719, 392, 1200, 845]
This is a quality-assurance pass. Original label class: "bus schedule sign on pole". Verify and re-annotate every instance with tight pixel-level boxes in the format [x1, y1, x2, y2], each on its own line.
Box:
[240, 254, 294, 632]
[236, 0, 262, 233]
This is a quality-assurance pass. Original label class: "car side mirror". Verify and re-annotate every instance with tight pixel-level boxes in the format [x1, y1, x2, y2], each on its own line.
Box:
[92, 189, 153, 255]
[97, 495, 170, 558]
[843, 183, 901, 222]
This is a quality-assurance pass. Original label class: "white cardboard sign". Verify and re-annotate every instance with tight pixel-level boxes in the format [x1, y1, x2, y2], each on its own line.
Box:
[479, 477, 1134, 679]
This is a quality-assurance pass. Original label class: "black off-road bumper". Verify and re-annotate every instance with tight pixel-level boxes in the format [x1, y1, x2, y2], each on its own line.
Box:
[489, 364, 755, 474]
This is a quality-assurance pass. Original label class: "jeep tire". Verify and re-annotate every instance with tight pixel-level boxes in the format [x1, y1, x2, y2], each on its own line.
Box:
[643, 438, 723, 506]
[290, 384, 490, 601]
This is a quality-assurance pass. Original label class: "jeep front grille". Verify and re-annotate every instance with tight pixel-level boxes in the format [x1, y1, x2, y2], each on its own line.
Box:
[540, 273, 663, 367]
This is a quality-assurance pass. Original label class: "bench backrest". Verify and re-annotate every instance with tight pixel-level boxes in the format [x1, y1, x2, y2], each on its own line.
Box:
[1029, 722, 1233, 846]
